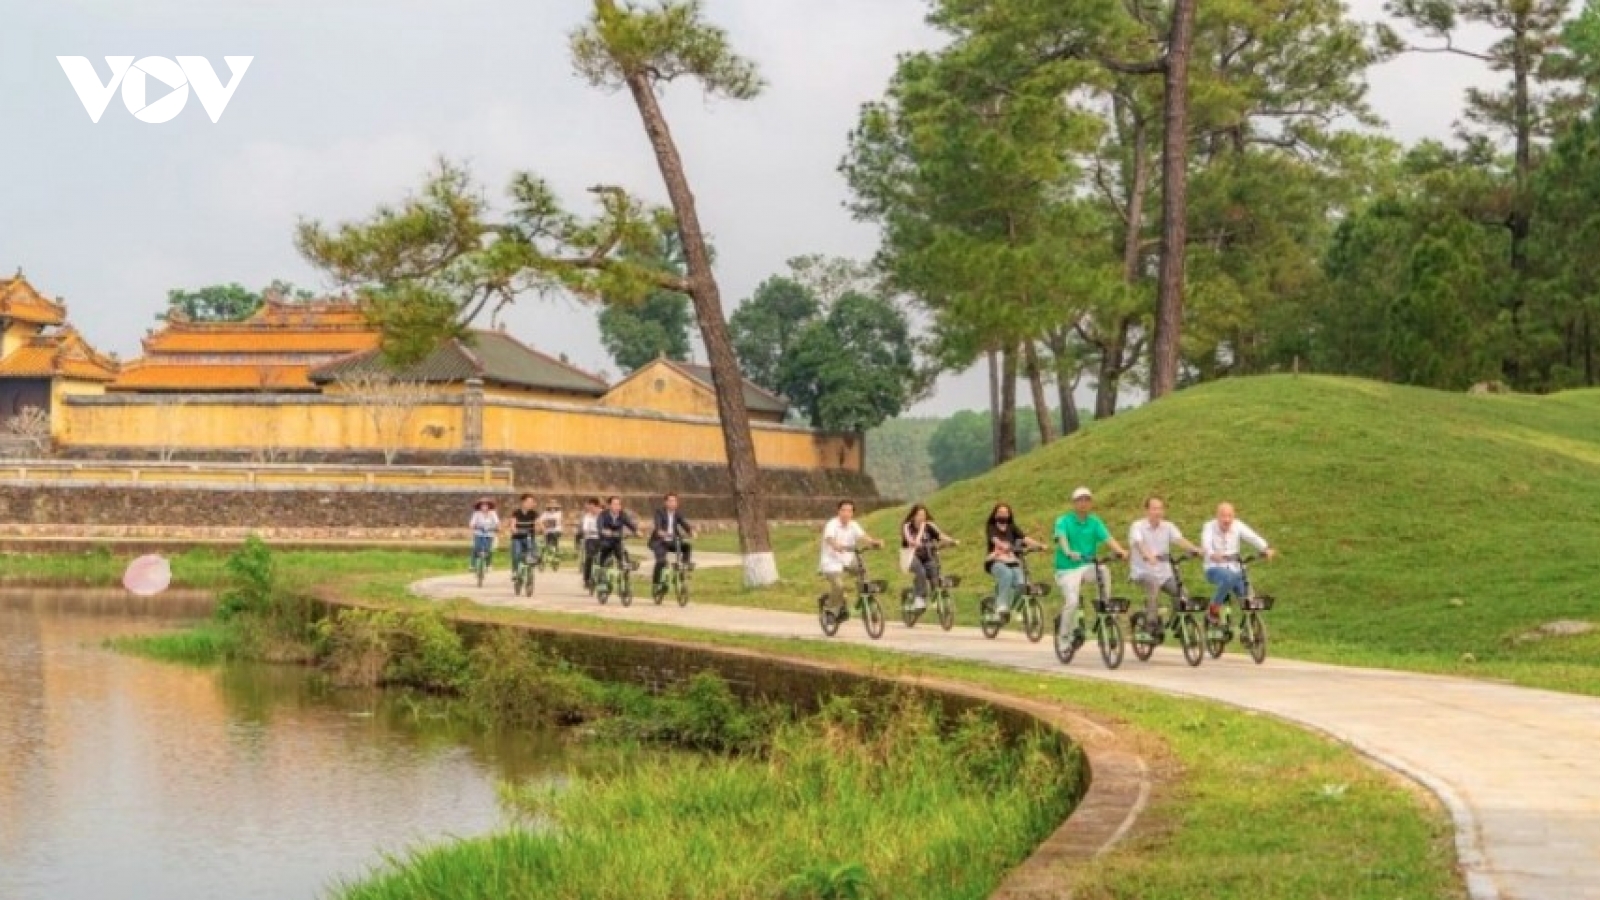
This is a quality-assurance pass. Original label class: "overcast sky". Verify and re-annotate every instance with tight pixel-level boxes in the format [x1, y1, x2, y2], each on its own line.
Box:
[2, 0, 1498, 415]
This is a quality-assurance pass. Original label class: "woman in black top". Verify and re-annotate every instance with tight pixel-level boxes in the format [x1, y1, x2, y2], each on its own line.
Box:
[900, 504, 955, 610]
[984, 503, 1043, 615]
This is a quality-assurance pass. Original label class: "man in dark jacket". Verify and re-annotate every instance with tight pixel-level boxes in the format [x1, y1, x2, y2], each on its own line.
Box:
[649, 492, 695, 592]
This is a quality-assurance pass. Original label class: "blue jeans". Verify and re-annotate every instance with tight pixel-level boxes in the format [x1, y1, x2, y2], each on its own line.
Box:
[1205, 567, 1246, 605]
[511, 534, 537, 570]
[991, 563, 1022, 612]
[472, 533, 494, 562]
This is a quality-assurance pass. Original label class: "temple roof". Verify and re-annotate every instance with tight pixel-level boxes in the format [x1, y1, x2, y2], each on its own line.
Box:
[672, 360, 790, 416]
[143, 298, 377, 355]
[310, 330, 610, 396]
[110, 361, 318, 392]
[0, 326, 119, 382]
[0, 274, 68, 326]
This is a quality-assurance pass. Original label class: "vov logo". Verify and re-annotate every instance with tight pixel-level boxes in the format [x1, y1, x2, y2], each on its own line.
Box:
[57, 56, 253, 124]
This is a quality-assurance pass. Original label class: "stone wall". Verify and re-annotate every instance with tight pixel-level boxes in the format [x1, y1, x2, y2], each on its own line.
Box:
[4, 452, 886, 529]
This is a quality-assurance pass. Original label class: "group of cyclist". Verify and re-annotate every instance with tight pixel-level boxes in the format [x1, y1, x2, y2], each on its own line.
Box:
[468, 493, 696, 596]
[819, 487, 1274, 643]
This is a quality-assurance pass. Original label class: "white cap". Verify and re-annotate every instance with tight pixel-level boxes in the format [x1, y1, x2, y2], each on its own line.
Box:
[1071, 487, 1093, 501]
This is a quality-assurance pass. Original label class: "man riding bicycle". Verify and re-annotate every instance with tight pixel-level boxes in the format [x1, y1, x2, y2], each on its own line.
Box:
[818, 500, 883, 617]
[1053, 487, 1127, 642]
[594, 496, 640, 574]
[539, 502, 564, 556]
[649, 492, 696, 593]
[509, 494, 542, 575]
[1128, 496, 1201, 637]
[1200, 502, 1275, 622]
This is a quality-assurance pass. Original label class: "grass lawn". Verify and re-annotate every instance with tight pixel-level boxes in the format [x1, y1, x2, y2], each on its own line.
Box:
[687, 376, 1600, 697]
[16, 547, 1462, 898]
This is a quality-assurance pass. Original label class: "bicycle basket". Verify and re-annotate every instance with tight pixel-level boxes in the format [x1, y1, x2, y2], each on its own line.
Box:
[1175, 595, 1207, 613]
[938, 575, 962, 589]
[866, 579, 889, 596]
[1025, 582, 1052, 598]
[627, 559, 641, 572]
[1095, 597, 1132, 615]
[1243, 594, 1276, 611]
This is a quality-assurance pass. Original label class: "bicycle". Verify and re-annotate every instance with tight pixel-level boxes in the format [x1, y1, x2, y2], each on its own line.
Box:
[1202, 553, 1276, 665]
[652, 536, 694, 607]
[593, 539, 638, 608]
[510, 534, 538, 598]
[1129, 553, 1208, 667]
[818, 547, 887, 640]
[470, 533, 494, 588]
[899, 539, 959, 630]
[538, 533, 564, 572]
[1052, 555, 1131, 669]
[978, 547, 1049, 643]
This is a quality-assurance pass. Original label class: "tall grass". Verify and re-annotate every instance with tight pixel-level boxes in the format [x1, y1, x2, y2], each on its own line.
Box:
[337, 697, 1079, 900]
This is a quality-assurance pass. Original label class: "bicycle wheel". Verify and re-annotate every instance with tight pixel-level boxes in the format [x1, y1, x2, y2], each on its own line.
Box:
[1130, 613, 1156, 662]
[619, 572, 633, 608]
[863, 596, 886, 640]
[675, 574, 690, 607]
[1053, 612, 1079, 664]
[1098, 616, 1124, 669]
[937, 591, 955, 631]
[1205, 613, 1229, 659]
[979, 598, 1002, 639]
[1243, 611, 1268, 664]
[818, 595, 840, 636]
[1022, 599, 1044, 643]
[653, 577, 667, 605]
[596, 572, 611, 605]
[1178, 614, 1204, 667]
[474, 556, 485, 588]
[900, 589, 917, 628]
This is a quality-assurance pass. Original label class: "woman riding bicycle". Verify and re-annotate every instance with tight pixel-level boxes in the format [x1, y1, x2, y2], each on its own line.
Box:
[983, 503, 1044, 616]
[901, 504, 956, 613]
[469, 498, 499, 570]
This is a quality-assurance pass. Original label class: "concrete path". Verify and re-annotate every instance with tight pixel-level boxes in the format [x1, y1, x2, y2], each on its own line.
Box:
[416, 554, 1600, 900]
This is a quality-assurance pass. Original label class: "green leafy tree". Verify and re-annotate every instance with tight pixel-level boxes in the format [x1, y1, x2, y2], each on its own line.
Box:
[162, 280, 313, 322]
[864, 417, 940, 502]
[729, 276, 821, 393]
[1529, 104, 1600, 386]
[777, 292, 922, 433]
[598, 290, 692, 373]
[299, 0, 781, 585]
[927, 409, 1043, 487]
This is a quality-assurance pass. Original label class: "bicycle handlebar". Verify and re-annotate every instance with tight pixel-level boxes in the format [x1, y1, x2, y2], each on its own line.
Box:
[1157, 551, 1199, 563]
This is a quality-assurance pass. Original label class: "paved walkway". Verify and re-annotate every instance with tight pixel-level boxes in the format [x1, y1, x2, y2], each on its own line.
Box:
[415, 554, 1600, 900]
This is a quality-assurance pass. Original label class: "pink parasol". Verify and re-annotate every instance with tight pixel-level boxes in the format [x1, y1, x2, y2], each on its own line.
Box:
[122, 554, 172, 597]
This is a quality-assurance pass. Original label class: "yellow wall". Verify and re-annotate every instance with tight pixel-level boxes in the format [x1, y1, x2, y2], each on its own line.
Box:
[49, 379, 105, 440]
[603, 362, 719, 419]
[0, 321, 42, 360]
[59, 396, 862, 471]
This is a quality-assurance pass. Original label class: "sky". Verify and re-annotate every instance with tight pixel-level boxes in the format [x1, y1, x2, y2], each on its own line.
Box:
[1, 0, 1501, 415]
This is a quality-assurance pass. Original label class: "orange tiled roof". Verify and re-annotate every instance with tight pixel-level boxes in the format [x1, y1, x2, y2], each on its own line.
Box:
[108, 362, 317, 392]
[143, 330, 382, 354]
[0, 276, 68, 326]
[0, 326, 118, 382]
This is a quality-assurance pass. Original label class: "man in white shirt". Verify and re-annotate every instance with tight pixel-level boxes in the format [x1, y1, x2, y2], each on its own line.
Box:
[1128, 497, 1201, 636]
[1200, 502, 1275, 621]
[819, 500, 882, 616]
[579, 498, 602, 590]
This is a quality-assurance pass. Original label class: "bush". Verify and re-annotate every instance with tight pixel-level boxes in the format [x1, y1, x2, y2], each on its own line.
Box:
[462, 628, 602, 728]
[217, 535, 276, 621]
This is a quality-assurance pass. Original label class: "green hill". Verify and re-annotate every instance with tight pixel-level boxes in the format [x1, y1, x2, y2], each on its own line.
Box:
[714, 375, 1600, 695]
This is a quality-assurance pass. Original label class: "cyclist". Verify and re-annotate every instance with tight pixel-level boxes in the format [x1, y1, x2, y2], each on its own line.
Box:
[579, 497, 602, 590]
[819, 500, 883, 619]
[1128, 496, 1201, 638]
[900, 504, 956, 612]
[1200, 502, 1275, 622]
[984, 503, 1045, 617]
[539, 502, 564, 557]
[594, 495, 640, 576]
[509, 493, 542, 576]
[649, 492, 696, 593]
[1053, 487, 1127, 643]
[469, 498, 499, 570]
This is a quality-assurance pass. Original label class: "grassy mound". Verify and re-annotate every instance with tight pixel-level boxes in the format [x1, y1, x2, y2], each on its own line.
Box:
[709, 375, 1600, 693]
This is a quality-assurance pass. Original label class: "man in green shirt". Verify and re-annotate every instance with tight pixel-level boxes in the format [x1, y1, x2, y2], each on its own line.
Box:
[1054, 487, 1128, 641]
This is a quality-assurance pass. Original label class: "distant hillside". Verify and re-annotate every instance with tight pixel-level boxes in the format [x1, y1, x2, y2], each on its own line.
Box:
[796, 376, 1600, 692]
[865, 418, 939, 501]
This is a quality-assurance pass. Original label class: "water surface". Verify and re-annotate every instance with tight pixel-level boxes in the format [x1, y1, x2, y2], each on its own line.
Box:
[0, 589, 564, 900]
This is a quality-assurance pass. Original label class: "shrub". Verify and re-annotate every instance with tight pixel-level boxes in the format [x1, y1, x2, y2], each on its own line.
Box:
[462, 628, 602, 728]
[217, 535, 276, 621]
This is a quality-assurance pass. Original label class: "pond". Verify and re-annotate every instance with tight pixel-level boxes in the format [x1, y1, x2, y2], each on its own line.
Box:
[0, 589, 567, 900]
